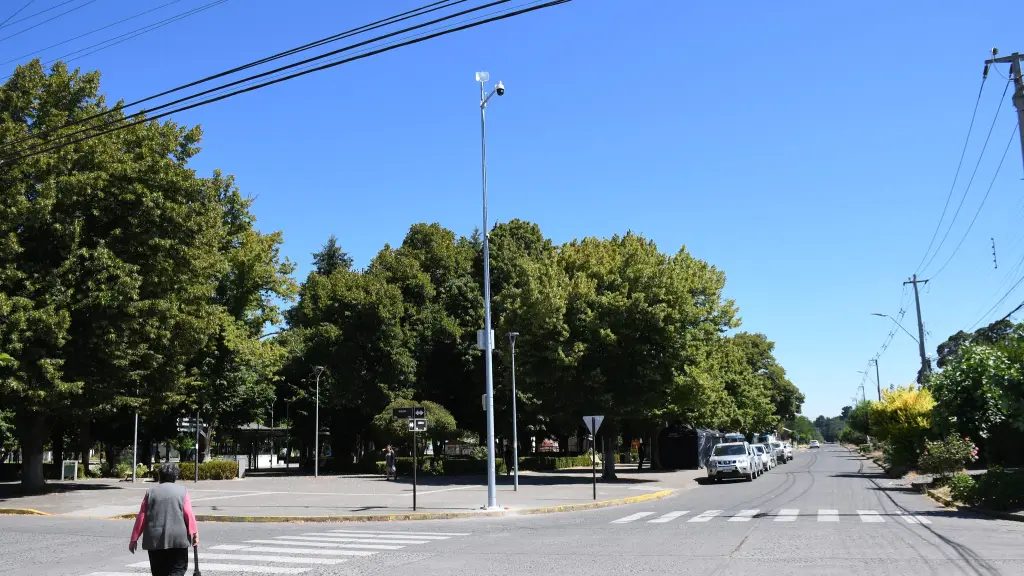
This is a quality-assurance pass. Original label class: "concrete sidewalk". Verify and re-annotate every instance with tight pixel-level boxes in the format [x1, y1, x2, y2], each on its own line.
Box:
[0, 465, 702, 521]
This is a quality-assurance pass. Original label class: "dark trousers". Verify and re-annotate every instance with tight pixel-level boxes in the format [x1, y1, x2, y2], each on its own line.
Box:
[147, 548, 189, 576]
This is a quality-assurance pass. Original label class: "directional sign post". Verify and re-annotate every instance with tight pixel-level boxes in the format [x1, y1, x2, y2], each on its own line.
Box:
[584, 416, 604, 500]
[392, 408, 427, 511]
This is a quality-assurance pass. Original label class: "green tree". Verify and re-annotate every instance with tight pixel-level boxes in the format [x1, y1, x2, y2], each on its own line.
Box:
[0, 61, 228, 489]
[312, 234, 353, 276]
[371, 399, 458, 457]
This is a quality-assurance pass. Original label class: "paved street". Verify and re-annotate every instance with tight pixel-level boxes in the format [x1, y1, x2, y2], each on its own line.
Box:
[2, 446, 1021, 575]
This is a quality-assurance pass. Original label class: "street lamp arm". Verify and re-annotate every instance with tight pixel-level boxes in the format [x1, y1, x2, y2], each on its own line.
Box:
[870, 313, 920, 344]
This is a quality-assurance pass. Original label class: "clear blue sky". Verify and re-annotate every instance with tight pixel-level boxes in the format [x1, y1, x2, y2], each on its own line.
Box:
[5, 0, 1023, 419]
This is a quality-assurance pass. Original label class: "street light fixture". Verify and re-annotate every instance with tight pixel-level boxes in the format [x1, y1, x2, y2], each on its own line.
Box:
[313, 366, 325, 478]
[870, 313, 920, 344]
[507, 331, 520, 491]
[478, 70, 505, 511]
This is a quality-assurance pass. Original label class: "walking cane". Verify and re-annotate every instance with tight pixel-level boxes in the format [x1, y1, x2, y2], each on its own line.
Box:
[193, 544, 202, 576]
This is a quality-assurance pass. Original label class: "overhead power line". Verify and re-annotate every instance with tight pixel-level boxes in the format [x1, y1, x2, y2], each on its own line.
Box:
[0, 0, 79, 31]
[2, 0, 467, 152]
[0, 0, 569, 166]
[35, 0, 227, 68]
[920, 80, 1013, 275]
[2, 0, 185, 67]
[0, 1, 37, 29]
[915, 73, 988, 274]
[0, 0, 100, 44]
[929, 121, 1020, 280]
[972, 273, 1024, 330]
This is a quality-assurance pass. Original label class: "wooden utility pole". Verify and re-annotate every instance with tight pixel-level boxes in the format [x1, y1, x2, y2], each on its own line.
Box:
[904, 274, 931, 382]
[985, 50, 1024, 174]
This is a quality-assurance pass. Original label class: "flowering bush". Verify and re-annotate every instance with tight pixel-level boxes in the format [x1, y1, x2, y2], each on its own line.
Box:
[918, 436, 978, 478]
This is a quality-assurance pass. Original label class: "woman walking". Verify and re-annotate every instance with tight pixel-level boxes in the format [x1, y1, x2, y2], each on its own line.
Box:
[128, 463, 199, 576]
[385, 445, 397, 480]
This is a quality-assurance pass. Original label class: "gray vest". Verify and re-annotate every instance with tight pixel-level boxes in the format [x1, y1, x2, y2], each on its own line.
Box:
[142, 482, 190, 550]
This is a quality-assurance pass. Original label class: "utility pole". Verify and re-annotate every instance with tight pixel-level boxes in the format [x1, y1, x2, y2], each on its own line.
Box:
[985, 50, 1024, 174]
[904, 274, 931, 381]
[870, 358, 881, 401]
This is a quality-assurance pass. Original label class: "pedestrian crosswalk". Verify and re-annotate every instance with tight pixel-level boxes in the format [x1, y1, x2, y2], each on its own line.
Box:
[609, 509, 933, 525]
[82, 529, 470, 575]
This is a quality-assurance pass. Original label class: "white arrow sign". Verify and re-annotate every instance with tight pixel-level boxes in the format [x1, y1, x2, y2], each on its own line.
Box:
[583, 415, 604, 435]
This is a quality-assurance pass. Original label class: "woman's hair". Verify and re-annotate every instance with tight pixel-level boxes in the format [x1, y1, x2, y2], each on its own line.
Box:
[158, 462, 180, 483]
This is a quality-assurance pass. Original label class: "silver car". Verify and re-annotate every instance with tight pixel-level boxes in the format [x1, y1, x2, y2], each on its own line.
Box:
[707, 442, 758, 482]
[769, 441, 787, 464]
[752, 444, 773, 472]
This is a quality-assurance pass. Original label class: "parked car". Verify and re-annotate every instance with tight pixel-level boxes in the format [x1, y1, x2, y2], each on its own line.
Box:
[809, 440, 820, 449]
[769, 441, 787, 463]
[752, 444, 772, 473]
[707, 442, 757, 482]
[783, 442, 794, 461]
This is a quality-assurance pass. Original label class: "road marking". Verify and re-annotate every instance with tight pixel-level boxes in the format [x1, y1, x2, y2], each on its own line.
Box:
[129, 561, 307, 573]
[857, 510, 885, 523]
[327, 530, 470, 537]
[249, 539, 401, 550]
[611, 511, 655, 523]
[775, 508, 799, 522]
[84, 573, 142, 575]
[190, 491, 276, 503]
[728, 509, 759, 522]
[211, 544, 249, 550]
[817, 509, 839, 522]
[648, 511, 689, 523]
[405, 486, 474, 496]
[283, 534, 428, 545]
[898, 512, 932, 524]
[308, 531, 440, 541]
[234, 546, 377, 556]
[688, 510, 722, 522]
[198, 553, 347, 565]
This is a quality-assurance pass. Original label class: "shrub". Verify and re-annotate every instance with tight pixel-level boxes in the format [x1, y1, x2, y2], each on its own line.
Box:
[971, 467, 1024, 510]
[949, 473, 976, 503]
[177, 460, 238, 480]
[857, 443, 873, 454]
[519, 455, 593, 471]
[918, 437, 978, 478]
[113, 462, 132, 479]
[374, 456, 506, 476]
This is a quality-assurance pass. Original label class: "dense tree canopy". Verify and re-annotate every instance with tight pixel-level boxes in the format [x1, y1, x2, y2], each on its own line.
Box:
[0, 60, 805, 487]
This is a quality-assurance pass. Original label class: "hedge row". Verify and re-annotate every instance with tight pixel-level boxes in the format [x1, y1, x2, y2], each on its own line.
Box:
[520, 455, 595, 470]
[949, 468, 1024, 511]
[375, 457, 508, 477]
[173, 460, 238, 480]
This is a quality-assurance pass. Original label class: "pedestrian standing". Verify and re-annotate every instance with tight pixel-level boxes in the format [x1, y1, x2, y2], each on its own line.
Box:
[637, 440, 645, 471]
[128, 463, 199, 576]
[385, 445, 397, 481]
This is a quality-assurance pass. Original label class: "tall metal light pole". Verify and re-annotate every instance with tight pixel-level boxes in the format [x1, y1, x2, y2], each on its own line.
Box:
[131, 386, 139, 483]
[477, 71, 504, 510]
[508, 331, 520, 491]
[313, 366, 324, 478]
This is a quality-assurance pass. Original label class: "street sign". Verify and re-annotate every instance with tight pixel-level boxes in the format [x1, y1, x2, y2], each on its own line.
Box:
[407, 419, 416, 431]
[583, 415, 604, 501]
[415, 419, 427, 431]
[393, 406, 426, 419]
[583, 415, 604, 435]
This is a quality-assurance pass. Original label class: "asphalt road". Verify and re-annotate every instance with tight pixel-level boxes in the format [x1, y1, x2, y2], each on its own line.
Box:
[3, 445, 1022, 575]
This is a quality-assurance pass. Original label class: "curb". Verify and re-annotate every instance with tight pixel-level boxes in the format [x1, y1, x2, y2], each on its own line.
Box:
[516, 489, 674, 515]
[925, 489, 1024, 523]
[0, 508, 51, 516]
[104, 488, 675, 523]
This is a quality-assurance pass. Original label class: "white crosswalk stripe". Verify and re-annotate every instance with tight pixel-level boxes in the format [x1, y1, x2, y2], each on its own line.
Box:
[898, 511, 932, 524]
[128, 561, 307, 573]
[648, 511, 689, 523]
[197, 553, 347, 565]
[857, 510, 885, 523]
[81, 530, 471, 576]
[268, 537, 404, 549]
[688, 510, 723, 522]
[817, 509, 840, 522]
[728, 509, 759, 522]
[775, 508, 799, 521]
[611, 511, 655, 523]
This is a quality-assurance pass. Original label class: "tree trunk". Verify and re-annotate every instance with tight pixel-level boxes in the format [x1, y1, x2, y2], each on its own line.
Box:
[601, 422, 617, 480]
[650, 429, 661, 470]
[17, 410, 47, 491]
[77, 419, 91, 475]
[201, 423, 214, 463]
[51, 425, 65, 466]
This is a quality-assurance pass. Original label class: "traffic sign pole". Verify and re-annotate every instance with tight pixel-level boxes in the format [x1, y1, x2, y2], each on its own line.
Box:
[412, 429, 418, 512]
[591, 416, 596, 500]
[194, 409, 200, 483]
